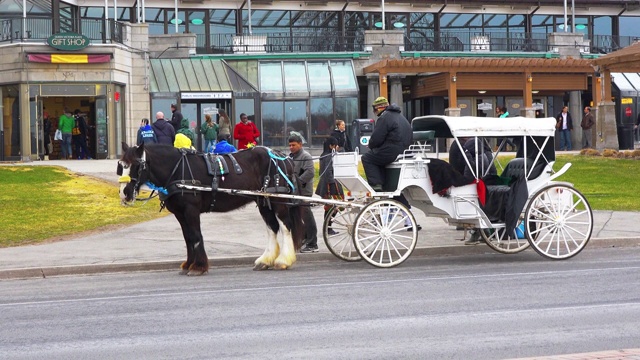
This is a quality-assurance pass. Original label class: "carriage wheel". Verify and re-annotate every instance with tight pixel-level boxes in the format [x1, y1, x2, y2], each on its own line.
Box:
[323, 206, 361, 262]
[353, 199, 418, 268]
[480, 222, 530, 254]
[524, 184, 593, 260]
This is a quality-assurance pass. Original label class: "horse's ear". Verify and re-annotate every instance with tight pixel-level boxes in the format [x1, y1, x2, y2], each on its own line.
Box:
[136, 142, 145, 157]
[122, 142, 129, 152]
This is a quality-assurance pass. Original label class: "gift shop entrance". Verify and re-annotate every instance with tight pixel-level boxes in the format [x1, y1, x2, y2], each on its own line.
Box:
[31, 90, 109, 160]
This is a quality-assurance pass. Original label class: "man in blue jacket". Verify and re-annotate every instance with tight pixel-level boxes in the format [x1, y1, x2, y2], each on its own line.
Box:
[137, 118, 157, 145]
[362, 97, 412, 192]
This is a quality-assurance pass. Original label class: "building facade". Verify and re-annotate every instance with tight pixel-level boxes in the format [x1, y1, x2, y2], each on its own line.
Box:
[2, 0, 640, 160]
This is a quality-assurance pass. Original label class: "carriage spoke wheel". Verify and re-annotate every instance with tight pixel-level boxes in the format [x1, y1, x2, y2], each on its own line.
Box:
[480, 222, 530, 254]
[524, 184, 593, 260]
[323, 206, 361, 262]
[353, 199, 418, 268]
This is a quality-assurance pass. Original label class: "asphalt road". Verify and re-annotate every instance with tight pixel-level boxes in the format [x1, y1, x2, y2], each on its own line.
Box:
[1, 248, 639, 360]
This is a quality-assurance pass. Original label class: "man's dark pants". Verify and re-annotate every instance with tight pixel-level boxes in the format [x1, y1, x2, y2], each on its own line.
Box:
[362, 149, 400, 187]
[302, 205, 318, 247]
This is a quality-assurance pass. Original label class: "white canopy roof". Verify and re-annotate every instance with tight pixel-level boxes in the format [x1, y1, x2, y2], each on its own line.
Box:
[411, 115, 557, 138]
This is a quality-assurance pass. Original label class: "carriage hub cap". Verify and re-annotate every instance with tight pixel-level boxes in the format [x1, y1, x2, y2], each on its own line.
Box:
[555, 215, 566, 229]
[380, 228, 392, 239]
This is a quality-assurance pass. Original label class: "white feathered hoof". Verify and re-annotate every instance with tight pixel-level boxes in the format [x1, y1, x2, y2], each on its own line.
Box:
[253, 263, 271, 271]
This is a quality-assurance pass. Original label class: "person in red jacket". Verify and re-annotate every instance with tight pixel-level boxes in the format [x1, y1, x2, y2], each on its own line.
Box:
[233, 113, 260, 149]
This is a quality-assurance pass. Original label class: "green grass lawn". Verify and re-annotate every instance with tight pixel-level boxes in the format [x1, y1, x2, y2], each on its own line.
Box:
[0, 166, 168, 247]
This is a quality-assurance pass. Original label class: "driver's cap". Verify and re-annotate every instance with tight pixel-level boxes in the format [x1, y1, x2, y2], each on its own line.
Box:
[373, 96, 388, 106]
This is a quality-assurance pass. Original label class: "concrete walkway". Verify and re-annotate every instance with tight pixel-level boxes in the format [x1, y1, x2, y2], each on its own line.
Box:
[1, 158, 638, 279]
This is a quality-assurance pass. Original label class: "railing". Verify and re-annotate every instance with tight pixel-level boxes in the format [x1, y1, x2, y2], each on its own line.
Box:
[405, 31, 550, 52]
[201, 32, 364, 54]
[0, 18, 127, 45]
[591, 34, 638, 54]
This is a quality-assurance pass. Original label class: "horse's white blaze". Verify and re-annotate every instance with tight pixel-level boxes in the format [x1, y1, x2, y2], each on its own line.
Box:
[274, 222, 296, 267]
[255, 227, 280, 267]
[119, 165, 131, 202]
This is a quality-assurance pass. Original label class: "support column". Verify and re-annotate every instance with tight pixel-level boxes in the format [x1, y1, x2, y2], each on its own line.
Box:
[596, 101, 619, 150]
[389, 75, 403, 108]
[445, 72, 459, 116]
[570, 91, 581, 150]
[522, 72, 535, 118]
[19, 83, 31, 162]
[367, 75, 380, 120]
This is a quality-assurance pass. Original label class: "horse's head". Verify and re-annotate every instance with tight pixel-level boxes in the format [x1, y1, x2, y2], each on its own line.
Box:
[118, 142, 148, 205]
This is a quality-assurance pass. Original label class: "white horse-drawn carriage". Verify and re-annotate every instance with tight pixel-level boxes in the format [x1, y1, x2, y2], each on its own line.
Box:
[322, 115, 593, 268]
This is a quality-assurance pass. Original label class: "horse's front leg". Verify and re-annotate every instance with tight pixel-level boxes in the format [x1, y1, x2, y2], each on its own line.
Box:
[273, 224, 297, 270]
[174, 208, 209, 276]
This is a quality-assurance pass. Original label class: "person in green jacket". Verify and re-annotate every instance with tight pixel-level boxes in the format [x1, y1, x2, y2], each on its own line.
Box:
[58, 107, 75, 159]
[176, 117, 195, 145]
[200, 114, 219, 152]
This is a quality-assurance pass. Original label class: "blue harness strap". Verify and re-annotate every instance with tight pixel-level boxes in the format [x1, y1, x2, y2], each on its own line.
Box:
[267, 148, 296, 192]
[145, 181, 169, 195]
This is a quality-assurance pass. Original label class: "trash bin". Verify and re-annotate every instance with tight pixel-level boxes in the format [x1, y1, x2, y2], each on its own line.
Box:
[617, 124, 634, 150]
[351, 118, 375, 154]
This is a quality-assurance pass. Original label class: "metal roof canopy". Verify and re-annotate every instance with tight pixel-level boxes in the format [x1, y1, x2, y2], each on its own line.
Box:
[149, 59, 232, 93]
[411, 116, 557, 138]
[612, 72, 640, 96]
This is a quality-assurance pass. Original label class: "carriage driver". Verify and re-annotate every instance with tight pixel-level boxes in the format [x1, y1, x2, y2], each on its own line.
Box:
[362, 96, 413, 192]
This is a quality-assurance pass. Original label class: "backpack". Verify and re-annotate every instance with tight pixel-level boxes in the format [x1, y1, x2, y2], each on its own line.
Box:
[72, 117, 81, 136]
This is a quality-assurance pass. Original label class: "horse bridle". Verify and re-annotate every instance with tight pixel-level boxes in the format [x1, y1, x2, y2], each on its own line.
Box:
[118, 151, 153, 202]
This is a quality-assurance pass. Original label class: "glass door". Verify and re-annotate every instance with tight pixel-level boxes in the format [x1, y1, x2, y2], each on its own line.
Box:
[95, 96, 108, 159]
[29, 95, 43, 159]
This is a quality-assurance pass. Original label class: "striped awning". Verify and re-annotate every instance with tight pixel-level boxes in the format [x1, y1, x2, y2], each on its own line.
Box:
[27, 54, 112, 64]
[149, 59, 233, 93]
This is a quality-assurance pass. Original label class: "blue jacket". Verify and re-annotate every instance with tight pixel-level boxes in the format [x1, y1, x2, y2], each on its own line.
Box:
[137, 125, 157, 145]
[213, 140, 237, 154]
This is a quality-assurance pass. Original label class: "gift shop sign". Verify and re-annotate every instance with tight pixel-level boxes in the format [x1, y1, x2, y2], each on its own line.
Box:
[47, 32, 90, 51]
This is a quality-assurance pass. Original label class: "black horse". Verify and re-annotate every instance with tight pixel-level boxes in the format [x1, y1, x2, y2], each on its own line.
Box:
[118, 142, 307, 275]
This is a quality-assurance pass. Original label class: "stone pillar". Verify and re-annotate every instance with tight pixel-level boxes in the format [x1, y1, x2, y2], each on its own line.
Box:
[596, 101, 619, 150]
[548, 32, 590, 58]
[19, 83, 31, 161]
[389, 75, 403, 108]
[445, 108, 461, 117]
[129, 23, 151, 146]
[521, 108, 536, 118]
[570, 91, 581, 150]
[367, 76, 379, 120]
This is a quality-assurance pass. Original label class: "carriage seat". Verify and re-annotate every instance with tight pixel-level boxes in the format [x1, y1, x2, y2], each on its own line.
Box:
[482, 158, 546, 222]
[501, 158, 546, 182]
[393, 130, 436, 162]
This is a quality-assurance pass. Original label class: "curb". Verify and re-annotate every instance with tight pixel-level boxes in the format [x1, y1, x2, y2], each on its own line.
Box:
[1, 238, 638, 280]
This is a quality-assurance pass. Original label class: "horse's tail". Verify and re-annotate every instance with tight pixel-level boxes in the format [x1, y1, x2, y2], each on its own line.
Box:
[288, 204, 308, 251]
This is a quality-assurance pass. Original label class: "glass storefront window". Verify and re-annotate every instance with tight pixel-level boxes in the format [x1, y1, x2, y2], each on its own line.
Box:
[260, 62, 283, 92]
[307, 62, 331, 92]
[283, 62, 308, 92]
[262, 101, 284, 147]
[310, 98, 333, 147]
[330, 60, 357, 91]
[286, 101, 307, 145]
[335, 97, 358, 138]
[151, 98, 176, 121]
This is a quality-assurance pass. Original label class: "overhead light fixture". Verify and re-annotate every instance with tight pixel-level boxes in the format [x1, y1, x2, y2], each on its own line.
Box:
[575, 24, 587, 30]
[170, 18, 183, 25]
[374, 21, 383, 28]
[393, 22, 405, 28]
[532, 90, 539, 94]
[191, 19, 203, 25]
[478, 90, 486, 94]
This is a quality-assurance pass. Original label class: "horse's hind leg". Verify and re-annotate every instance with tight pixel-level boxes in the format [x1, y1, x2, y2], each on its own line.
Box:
[254, 204, 285, 270]
[273, 205, 298, 270]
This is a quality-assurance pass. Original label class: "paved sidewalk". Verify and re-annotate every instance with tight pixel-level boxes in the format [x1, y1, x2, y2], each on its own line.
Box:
[1, 158, 639, 279]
